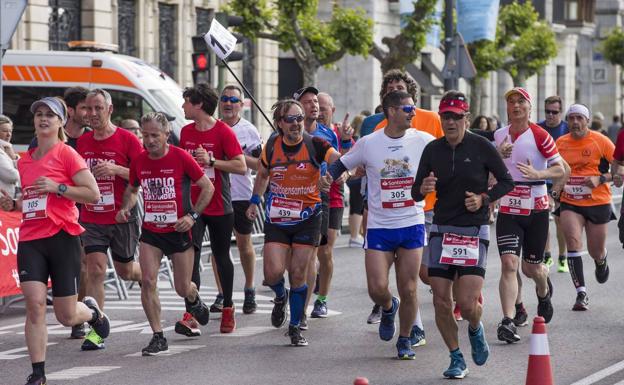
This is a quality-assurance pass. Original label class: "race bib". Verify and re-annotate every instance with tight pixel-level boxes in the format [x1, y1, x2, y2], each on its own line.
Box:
[22, 187, 47, 220]
[439, 233, 479, 266]
[269, 197, 303, 223]
[380, 177, 414, 209]
[499, 185, 531, 216]
[144, 201, 178, 225]
[86, 182, 115, 212]
[563, 176, 593, 200]
[204, 166, 215, 181]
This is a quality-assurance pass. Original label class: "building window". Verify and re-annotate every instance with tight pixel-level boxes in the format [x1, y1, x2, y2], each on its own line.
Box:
[118, 0, 137, 56]
[196, 8, 213, 35]
[564, 0, 595, 23]
[159, 3, 177, 79]
[48, 0, 81, 51]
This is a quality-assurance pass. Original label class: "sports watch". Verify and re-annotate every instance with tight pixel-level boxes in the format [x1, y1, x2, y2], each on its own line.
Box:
[188, 210, 200, 222]
[57, 183, 68, 196]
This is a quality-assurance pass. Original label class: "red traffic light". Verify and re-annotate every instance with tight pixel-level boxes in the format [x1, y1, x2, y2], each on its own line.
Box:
[194, 53, 209, 70]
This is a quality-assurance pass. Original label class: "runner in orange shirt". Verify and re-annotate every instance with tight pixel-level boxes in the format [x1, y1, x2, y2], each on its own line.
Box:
[555, 104, 616, 311]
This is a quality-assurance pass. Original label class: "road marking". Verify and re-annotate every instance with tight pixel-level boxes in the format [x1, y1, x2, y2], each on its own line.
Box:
[210, 326, 275, 337]
[0, 343, 57, 360]
[125, 344, 205, 357]
[570, 360, 624, 385]
[47, 366, 120, 380]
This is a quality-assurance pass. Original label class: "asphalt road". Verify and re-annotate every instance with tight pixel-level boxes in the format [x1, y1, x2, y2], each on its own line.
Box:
[2, 218, 624, 385]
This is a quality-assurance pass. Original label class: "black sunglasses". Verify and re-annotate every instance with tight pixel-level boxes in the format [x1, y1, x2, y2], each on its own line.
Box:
[282, 114, 304, 123]
[545, 109, 560, 115]
[440, 112, 466, 121]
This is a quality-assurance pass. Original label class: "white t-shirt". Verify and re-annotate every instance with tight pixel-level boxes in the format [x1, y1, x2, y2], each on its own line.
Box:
[340, 128, 434, 229]
[230, 118, 262, 201]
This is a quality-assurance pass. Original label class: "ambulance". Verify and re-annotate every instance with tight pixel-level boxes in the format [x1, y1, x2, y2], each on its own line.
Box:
[1, 42, 189, 150]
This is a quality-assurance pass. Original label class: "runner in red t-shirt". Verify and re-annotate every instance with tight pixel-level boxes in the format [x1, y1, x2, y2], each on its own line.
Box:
[76, 89, 144, 350]
[179, 83, 246, 333]
[117, 112, 214, 355]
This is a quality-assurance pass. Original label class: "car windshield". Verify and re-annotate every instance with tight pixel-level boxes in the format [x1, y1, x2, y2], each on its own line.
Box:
[149, 89, 188, 127]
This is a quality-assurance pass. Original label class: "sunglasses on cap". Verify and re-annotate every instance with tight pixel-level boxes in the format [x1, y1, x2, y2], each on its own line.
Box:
[440, 112, 466, 121]
[282, 114, 304, 123]
[220, 95, 241, 103]
[396, 105, 416, 113]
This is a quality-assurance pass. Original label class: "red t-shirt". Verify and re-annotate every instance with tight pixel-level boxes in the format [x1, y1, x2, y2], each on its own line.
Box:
[129, 145, 204, 233]
[179, 120, 243, 216]
[613, 129, 624, 161]
[77, 127, 144, 224]
[18, 142, 88, 241]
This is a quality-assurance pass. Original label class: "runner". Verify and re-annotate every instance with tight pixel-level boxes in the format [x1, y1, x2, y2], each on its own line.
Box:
[0, 97, 109, 385]
[178, 83, 246, 333]
[116, 112, 213, 355]
[413, 91, 513, 378]
[247, 99, 340, 346]
[325, 90, 433, 359]
[494, 87, 565, 343]
[77, 88, 143, 350]
[556, 104, 615, 311]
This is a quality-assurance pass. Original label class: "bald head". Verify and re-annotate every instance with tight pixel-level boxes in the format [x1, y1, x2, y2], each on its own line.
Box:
[318, 92, 335, 127]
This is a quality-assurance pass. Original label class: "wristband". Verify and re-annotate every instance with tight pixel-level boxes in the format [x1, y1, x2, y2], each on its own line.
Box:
[250, 194, 261, 205]
[341, 140, 353, 149]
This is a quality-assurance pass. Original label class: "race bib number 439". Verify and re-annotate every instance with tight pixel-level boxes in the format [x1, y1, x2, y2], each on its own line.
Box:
[439, 233, 479, 266]
[269, 197, 303, 223]
[380, 177, 414, 209]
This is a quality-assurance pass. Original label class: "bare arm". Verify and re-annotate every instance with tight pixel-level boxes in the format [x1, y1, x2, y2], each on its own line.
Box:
[551, 158, 571, 193]
[244, 154, 259, 171]
[246, 163, 270, 220]
[115, 184, 139, 223]
[214, 154, 246, 175]
[191, 176, 215, 214]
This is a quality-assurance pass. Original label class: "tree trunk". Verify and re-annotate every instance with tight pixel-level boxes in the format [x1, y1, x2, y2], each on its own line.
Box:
[301, 64, 318, 87]
[469, 77, 483, 116]
[513, 71, 527, 87]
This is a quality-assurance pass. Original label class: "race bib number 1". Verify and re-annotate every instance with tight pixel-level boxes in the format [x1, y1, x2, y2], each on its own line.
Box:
[86, 182, 115, 212]
[144, 201, 178, 225]
[22, 187, 48, 220]
[269, 197, 303, 223]
[380, 177, 414, 208]
[563, 176, 593, 200]
[439, 233, 480, 266]
[499, 185, 531, 216]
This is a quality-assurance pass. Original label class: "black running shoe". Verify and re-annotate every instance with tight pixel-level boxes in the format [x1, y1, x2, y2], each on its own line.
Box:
[497, 317, 521, 343]
[512, 307, 528, 327]
[300, 313, 308, 331]
[595, 257, 609, 284]
[210, 294, 224, 313]
[243, 288, 257, 314]
[271, 289, 289, 328]
[287, 325, 308, 346]
[70, 323, 86, 339]
[188, 296, 210, 326]
[25, 374, 46, 385]
[572, 291, 589, 311]
[536, 277, 554, 323]
[83, 296, 110, 338]
[142, 334, 169, 356]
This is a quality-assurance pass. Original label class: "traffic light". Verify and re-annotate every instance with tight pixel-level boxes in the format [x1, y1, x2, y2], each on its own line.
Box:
[215, 12, 244, 62]
[191, 35, 212, 85]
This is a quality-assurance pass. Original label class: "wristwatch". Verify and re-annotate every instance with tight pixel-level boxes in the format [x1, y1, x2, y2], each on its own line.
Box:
[188, 210, 200, 222]
[208, 155, 216, 167]
[57, 183, 67, 196]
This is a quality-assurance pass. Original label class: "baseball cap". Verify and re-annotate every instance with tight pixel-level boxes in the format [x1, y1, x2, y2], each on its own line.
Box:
[566, 104, 590, 120]
[504, 87, 532, 105]
[30, 97, 67, 125]
[293, 86, 319, 101]
[439, 96, 469, 114]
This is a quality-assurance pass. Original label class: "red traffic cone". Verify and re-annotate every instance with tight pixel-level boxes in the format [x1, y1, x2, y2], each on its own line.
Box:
[354, 377, 369, 385]
[526, 316, 554, 385]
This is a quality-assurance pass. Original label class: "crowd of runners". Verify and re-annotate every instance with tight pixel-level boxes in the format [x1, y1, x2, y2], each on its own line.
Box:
[5, 68, 624, 385]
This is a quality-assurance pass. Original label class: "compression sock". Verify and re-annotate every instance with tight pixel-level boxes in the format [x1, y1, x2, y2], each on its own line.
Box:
[567, 251, 585, 289]
[289, 285, 308, 327]
[269, 278, 286, 299]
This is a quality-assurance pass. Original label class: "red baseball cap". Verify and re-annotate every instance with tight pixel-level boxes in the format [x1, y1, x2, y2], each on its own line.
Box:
[439, 96, 469, 114]
[504, 87, 532, 104]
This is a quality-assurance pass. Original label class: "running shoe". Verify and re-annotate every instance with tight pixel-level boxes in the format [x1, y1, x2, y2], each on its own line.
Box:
[82, 296, 110, 338]
[287, 325, 308, 346]
[188, 295, 210, 326]
[367, 304, 382, 324]
[543, 254, 554, 268]
[468, 322, 489, 366]
[300, 313, 308, 330]
[25, 374, 46, 385]
[409, 325, 426, 347]
[142, 334, 169, 356]
[271, 290, 289, 328]
[81, 329, 105, 350]
[379, 297, 399, 341]
[497, 317, 521, 343]
[512, 306, 528, 327]
[572, 291, 589, 311]
[396, 336, 415, 360]
[174, 312, 201, 337]
[349, 237, 364, 248]
[595, 256, 610, 284]
[243, 288, 257, 314]
[453, 303, 463, 321]
[210, 294, 224, 313]
[220, 306, 236, 333]
[70, 323, 86, 339]
[536, 277, 554, 323]
[443, 350, 469, 379]
[310, 299, 328, 318]
[557, 257, 569, 273]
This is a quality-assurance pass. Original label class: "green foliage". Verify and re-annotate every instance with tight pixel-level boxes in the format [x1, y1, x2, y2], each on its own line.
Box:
[222, 0, 273, 38]
[468, 39, 502, 79]
[401, 0, 439, 54]
[602, 27, 624, 66]
[330, 7, 374, 57]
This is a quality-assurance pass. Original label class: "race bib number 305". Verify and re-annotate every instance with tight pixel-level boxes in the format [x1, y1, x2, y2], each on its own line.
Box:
[499, 185, 531, 216]
[563, 176, 593, 200]
[439, 233, 479, 266]
[86, 182, 115, 212]
[380, 177, 414, 208]
[22, 187, 48, 220]
[144, 201, 178, 225]
[269, 197, 303, 223]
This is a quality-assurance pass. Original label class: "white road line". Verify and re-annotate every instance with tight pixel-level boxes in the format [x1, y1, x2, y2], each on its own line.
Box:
[209, 326, 274, 337]
[125, 344, 205, 357]
[570, 360, 624, 385]
[0, 343, 57, 360]
[47, 366, 120, 380]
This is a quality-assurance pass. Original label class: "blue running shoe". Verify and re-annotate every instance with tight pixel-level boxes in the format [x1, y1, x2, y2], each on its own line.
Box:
[396, 336, 415, 360]
[468, 322, 489, 366]
[443, 350, 469, 379]
[379, 296, 399, 341]
[409, 325, 426, 347]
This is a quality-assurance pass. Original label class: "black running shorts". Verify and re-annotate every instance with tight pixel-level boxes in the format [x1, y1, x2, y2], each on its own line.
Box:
[559, 202, 615, 225]
[140, 228, 193, 256]
[496, 211, 549, 264]
[264, 212, 321, 247]
[233, 200, 254, 235]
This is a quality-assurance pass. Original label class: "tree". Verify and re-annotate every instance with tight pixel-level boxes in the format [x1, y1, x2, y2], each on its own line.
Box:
[601, 27, 624, 66]
[496, 1, 558, 86]
[226, 0, 373, 85]
[369, 0, 439, 73]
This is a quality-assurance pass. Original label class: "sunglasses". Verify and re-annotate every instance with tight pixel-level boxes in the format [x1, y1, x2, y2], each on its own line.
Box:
[440, 112, 466, 121]
[397, 105, 416, 113]
[220, 96, 241, 104]
[545, 109, 560, 115]
[282, 114, 304, 123]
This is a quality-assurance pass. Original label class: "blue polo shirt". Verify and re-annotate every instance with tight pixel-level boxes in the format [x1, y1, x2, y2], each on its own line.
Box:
[537, 120, 569, 141]
[310, 122, 338, 150]
[360, 113, 385, 137]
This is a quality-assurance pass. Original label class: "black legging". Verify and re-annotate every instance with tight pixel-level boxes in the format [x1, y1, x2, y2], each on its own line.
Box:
[191, 213, 235, 307]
